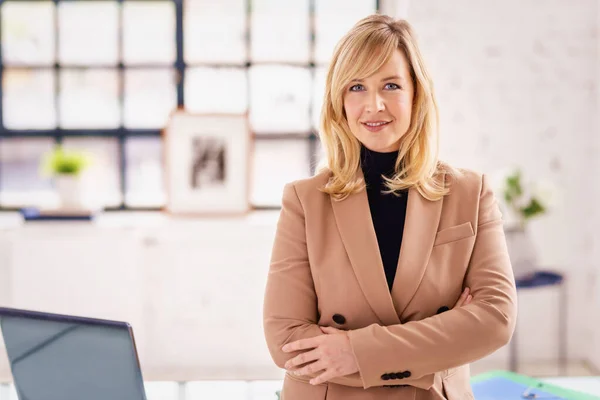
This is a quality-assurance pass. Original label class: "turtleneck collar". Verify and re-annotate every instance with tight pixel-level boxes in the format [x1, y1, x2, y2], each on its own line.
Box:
[360, 144, 399, 186]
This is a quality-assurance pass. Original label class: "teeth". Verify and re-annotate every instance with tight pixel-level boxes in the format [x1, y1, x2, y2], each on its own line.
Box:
[365, 122, 388, 127]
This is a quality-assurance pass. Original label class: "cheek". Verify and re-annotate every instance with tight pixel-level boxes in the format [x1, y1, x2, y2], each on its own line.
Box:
[343, 98, 362, 122]
[390, 96, 413, 118]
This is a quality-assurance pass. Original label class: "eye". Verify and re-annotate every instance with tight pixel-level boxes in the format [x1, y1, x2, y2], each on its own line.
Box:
[349, 84, 364, 92]
[384, 83, 401, 90]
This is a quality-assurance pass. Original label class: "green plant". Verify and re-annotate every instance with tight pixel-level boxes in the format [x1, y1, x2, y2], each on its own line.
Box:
[41, 146, 90, 177]
[501, 168, 553, 229]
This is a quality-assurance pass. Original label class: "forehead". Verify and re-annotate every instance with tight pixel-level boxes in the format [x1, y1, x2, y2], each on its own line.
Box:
[366, 49, 411, 80]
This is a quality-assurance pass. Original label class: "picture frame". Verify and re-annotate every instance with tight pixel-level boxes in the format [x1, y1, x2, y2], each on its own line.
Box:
[163, 110, 251, 215]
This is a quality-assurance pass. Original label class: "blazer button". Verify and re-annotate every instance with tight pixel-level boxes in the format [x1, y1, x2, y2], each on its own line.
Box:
[381, 373, 391, 380]
[332, 314, 346, 325]
[437, 306, 450, 314]
[402, 371, 412, 378]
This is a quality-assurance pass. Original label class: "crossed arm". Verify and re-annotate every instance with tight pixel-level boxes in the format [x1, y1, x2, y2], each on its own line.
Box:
[262, 176, 517, 389]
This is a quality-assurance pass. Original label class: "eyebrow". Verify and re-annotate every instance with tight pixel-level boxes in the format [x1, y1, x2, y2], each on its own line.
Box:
[351, 75, 406, 83]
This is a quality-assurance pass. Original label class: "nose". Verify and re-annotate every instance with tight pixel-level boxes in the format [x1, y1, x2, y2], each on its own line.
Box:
[365, 91, 385, 113]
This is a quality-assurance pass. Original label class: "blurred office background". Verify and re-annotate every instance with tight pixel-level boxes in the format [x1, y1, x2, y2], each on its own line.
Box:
[0, 0, 599, 398]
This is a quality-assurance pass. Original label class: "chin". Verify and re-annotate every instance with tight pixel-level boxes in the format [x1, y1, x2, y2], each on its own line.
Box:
[361, 138, 402, 153]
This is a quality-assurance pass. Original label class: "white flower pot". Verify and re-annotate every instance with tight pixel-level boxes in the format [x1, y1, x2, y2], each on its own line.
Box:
[55, 175, 84, 210]
[504, 226, 538, 280]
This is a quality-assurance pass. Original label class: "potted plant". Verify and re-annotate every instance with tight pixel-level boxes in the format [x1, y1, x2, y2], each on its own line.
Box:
[496, 168, 556, 279]
[41, 145, 91, 210]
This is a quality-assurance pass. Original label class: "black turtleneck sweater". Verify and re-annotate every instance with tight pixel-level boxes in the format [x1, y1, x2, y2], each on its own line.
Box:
[360, 145, 408, 292]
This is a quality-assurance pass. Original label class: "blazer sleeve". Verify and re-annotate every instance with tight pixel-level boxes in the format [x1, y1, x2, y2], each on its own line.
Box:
[262, 183, 364, 387]
[347, 174, 518, 389]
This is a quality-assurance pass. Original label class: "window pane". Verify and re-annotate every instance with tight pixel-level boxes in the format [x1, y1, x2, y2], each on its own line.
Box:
[250, 0, 309, 63]
[125, 137, 165, 207]
[315, 0, 376, 64]
[249, 66, 311, 133]
[184, 0, 246, 64]
[1, 1, 55, 65]
[124, 69, 177, 129]
[3, 69, 56, 129]
[61, 137, 121, 208]
[251, 139, 310, 207]
[59, 69, 120, 129]
[312, 66, 326, 130]
[58, 1, 119, 65]
[123, 1, 175, 65]
[0, 138, 55, 207]
[185, 67, 247, 114]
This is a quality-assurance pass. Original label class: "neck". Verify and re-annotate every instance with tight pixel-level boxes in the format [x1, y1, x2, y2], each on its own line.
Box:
[360, 145, 399, 185]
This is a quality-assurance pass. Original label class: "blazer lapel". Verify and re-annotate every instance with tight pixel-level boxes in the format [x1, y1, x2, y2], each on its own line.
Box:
[331, 185, 400, 327]
[391, 182, 444, 319]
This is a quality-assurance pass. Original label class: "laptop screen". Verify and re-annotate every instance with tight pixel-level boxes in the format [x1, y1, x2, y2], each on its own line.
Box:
[0, 312, 146, 400]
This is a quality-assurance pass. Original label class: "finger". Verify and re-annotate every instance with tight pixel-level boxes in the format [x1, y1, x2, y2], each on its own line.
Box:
[320, 326, 341, 334]
[460, 294, 473, 308]
[285, 348, 320, 370]
[292, 359, 326, 377]
[310, 369, 338, 385]
[453, 287, 470, 309]
[282, 337, 320, 353]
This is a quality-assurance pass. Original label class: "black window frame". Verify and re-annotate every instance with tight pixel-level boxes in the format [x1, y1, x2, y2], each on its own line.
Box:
[0, 0, 380, 211]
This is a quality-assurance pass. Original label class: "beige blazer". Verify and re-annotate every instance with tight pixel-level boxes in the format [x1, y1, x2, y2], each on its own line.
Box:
[263, 167, 518, 400]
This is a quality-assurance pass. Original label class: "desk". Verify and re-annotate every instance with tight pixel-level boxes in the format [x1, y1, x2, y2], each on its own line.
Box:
[0, 376, 599, 399]
[472, 371, 600, 399]
[542, 377, 600, 397]
[140, 377, 600, 400]
[146, 377, 600, 399]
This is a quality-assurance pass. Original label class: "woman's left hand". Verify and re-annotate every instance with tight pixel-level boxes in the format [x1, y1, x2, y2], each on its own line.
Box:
[282, 326, 359, 385]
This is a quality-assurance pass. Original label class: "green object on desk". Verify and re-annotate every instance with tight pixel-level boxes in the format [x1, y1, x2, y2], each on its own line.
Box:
[471, 370, 600, 399]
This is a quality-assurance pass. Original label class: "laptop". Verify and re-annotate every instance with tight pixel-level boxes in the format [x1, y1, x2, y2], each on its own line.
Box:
[0, 307, 147, 400]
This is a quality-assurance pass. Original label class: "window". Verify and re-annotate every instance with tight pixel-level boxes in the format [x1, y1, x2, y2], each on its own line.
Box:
[0, 0, 379, 210]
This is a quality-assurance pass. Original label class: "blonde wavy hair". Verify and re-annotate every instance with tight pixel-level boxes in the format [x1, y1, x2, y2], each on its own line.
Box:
[317, 14, 457, 201]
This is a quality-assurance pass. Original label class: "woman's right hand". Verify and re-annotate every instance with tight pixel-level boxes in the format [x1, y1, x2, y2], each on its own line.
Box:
[453, 287, 472, 309]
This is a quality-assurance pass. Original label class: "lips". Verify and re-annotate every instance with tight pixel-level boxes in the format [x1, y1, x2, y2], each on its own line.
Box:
[361, 121, 391, 132]
[362, 121, 391, 127]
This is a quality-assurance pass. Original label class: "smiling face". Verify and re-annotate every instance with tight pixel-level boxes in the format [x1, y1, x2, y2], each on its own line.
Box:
[342, 49, 414, 153]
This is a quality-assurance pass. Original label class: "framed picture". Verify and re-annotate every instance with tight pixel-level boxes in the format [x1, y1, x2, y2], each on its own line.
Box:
[163, 110, 250, 215]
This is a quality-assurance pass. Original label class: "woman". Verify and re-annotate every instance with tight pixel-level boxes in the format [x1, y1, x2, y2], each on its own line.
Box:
[263, 14, 517, 400]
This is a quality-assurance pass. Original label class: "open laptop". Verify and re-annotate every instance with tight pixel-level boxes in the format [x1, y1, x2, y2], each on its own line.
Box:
[0, 307, 147, 400]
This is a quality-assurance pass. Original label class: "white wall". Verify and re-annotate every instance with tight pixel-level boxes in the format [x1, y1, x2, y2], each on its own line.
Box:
[592, 283, 600, 371]
[592, 0, 600, 372]
[404, 0, 598, 366]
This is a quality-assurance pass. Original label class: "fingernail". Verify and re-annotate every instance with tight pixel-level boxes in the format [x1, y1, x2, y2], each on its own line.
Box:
[282, 345, 288, 352]
[467, 295, 472, 301]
